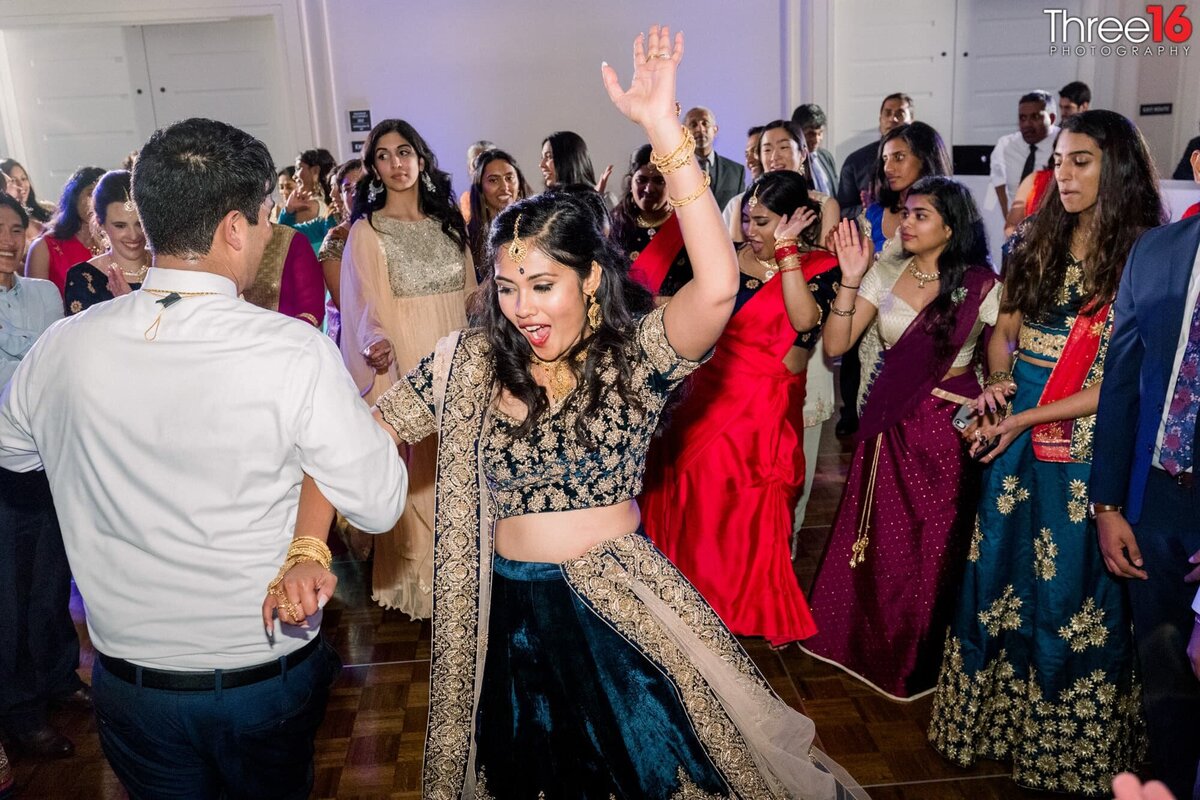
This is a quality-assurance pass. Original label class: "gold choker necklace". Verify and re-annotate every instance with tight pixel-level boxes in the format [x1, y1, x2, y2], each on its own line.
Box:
[530, 349, 586, 403]
[908, 264, 939, 289]
[636, 210, 673, 231]
[754, 256, 778, 281]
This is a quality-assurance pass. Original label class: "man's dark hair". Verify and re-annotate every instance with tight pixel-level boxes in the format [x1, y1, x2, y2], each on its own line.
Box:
[132, 118, 274, 258]
[791, 103, 827, 129]
[746, 125, 765, 138]
[0, 192, 30, 230]
[880, 93, 914, 112]
[1059, 81, 1091, 106]
[1019, 90, 1054, 109]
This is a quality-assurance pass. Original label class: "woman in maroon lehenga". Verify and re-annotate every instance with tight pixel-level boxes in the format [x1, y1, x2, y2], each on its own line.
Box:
[641, 171, 840, 647]
[800, 177, 1000, 700]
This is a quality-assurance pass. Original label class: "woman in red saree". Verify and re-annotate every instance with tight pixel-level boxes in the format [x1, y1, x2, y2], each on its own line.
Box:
[641, 170, 840, 646]
[802, 177, 1000, 700]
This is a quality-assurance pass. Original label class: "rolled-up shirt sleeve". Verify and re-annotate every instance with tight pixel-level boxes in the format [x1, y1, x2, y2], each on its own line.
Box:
[293, 335, 407, 533]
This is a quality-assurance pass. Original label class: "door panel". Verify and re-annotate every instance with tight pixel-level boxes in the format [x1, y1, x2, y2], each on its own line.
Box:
[952, 0, 1083, 145]
[829, 0, 957, 163]
[140, 17, 295, 170]
[1, 26, 150, 196]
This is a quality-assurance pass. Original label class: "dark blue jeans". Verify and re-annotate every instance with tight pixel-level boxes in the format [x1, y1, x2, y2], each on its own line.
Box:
[93, 638, 341, 800]
[0, 468, 83, 735]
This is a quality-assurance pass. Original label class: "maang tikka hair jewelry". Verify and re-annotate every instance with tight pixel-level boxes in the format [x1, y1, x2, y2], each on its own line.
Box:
[123, 191, 136, 213]
[509, 212, 528, 273]
[747, 185, 760, 210]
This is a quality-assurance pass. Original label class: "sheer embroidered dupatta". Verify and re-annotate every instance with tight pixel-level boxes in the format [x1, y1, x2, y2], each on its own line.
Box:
[421, 331, 495, 799]
[417, 328, 868, 800]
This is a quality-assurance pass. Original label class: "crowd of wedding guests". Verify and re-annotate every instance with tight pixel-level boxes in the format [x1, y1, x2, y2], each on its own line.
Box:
[2, 73, 1200, 799]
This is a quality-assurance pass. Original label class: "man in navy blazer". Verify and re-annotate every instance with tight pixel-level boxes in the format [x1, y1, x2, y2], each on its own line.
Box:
[1091, 213, 1200, 800]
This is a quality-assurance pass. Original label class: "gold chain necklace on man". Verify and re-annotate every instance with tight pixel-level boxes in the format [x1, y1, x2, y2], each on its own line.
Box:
[140, 288, 224, 341]
[908, 263, 939, 289]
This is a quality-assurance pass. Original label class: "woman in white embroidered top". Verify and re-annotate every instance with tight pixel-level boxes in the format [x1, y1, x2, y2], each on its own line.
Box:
[337, 119, 477, 619]
[274, 25, 864, 800]
[801, 177, 1001, 702]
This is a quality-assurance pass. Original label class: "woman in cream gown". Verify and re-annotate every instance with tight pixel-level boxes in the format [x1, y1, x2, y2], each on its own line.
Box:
[339, 118, 475, 618]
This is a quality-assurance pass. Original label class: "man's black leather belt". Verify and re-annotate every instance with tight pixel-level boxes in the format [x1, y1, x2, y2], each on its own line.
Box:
[97, 635, 321, 691]
[1156, 466, 1196, 489]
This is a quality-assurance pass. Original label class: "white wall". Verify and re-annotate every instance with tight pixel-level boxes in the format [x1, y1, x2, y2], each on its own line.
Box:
[318, 0, 783, 196]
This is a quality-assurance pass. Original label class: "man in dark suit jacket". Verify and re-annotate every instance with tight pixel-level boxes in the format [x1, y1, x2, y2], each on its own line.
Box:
[836, 93, 913, 219]
[684, 106, 746, 210]
[1091, 213, 1200, 800]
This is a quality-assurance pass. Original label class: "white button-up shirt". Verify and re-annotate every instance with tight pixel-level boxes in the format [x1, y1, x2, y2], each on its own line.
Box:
[990, 126, 1061, 205]
[0, 274, 63, 387]
[0, 268, 406, 670]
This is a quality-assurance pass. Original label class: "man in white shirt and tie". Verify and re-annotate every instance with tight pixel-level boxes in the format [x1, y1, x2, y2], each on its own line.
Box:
[0, 118, 406, 799]
[990, 90, 1060, 217]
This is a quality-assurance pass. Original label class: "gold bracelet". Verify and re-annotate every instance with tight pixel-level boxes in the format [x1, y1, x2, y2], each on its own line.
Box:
[830, 304, 856, 317]
[667, 172, 711, 208]
[985, 371, 1014, 387]
[650, 126, 695, 173]
[652, 130, 697, 175]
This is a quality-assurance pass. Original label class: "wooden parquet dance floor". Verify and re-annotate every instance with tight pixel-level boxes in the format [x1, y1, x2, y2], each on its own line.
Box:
[10, 413, 1068, 799]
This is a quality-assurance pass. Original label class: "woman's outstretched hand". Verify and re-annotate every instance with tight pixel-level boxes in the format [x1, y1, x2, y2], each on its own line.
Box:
[601, 25, 684, 130]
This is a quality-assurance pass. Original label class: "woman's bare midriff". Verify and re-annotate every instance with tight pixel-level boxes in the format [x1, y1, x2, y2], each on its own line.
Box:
[493, 499, 643, 563]
[1017, 351, 1057, 368]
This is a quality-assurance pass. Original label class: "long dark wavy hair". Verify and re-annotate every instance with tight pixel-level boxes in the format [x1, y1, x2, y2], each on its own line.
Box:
[476, 192, 653, 443]
[1002, 110, 1165, 319]
[901, 176, 992, 361]
[350, 119, 466, 252]
[874, 122, 951, 211]
[467, 149, 531, 268]
[544, 131, 597, 187]
[48, 166, 105, 240]
[0, 159, 52, 223]
[740, 170, 823, 251]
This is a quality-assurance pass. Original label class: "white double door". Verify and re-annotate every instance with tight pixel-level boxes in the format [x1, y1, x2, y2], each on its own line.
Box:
[2, 16, 294, 201]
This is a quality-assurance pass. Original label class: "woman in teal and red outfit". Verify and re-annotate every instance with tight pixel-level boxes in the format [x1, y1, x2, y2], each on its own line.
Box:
[640, 170, 841, 647]
[928, 110, 1164, 796]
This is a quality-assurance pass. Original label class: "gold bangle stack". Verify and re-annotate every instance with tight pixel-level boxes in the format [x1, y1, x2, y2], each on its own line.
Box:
[650, 126, 696, 174]
[985, 371, 1015, 387]
[267, 536, 334, 622]
[830, 305, 856, 317]
[668, 172, 711, 208]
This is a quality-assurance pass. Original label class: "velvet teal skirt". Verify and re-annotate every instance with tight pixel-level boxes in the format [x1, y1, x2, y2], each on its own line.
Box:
[474, 549, 730, 798]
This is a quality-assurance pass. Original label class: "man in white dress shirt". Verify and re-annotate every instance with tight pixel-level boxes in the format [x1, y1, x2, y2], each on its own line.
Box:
[989, 90, 1060, 217]
[0, 118, 406, 798]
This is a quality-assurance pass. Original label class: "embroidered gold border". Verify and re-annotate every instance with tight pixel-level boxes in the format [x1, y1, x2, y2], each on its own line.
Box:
[562, 534, 776, 798]
[422, 332, 494, 799]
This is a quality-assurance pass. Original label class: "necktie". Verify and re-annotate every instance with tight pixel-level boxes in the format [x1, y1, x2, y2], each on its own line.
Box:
[1159, 294, 1200, 475]
[1020, 143, 1037, 181]
[701, 157, 711, 175]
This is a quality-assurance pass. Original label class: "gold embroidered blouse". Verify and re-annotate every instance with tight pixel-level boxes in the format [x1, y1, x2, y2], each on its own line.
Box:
[376, 305, 705, 519]
[371, 216, 465, 298]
